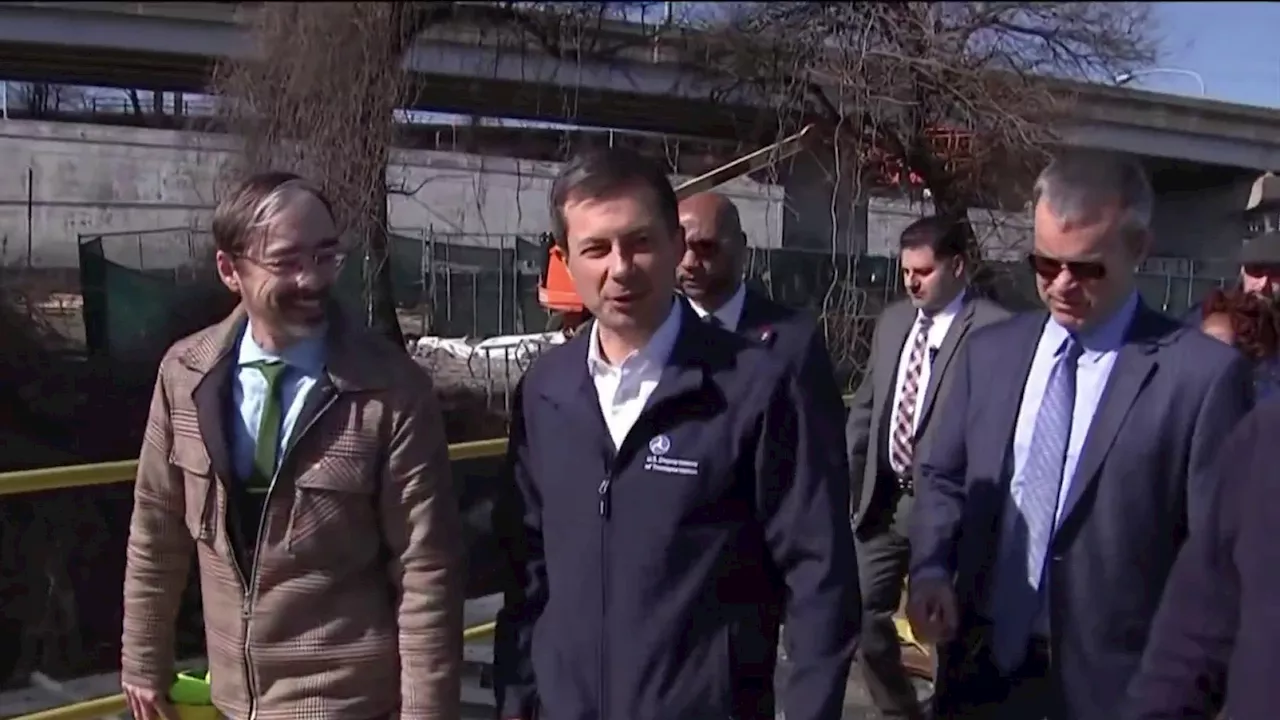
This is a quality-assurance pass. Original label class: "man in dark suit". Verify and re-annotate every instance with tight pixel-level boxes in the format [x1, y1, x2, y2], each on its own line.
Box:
[494, 148, 858, 720]
[907, 151, 1254, 720]
[1126, 399, 1279, 719]
[677, 190, 849, 718]
[677, 192, 840, 377]
[845, 216, 1010, 719]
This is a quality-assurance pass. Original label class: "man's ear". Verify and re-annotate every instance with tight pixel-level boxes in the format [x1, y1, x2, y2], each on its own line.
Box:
[214, 250, 240, 293]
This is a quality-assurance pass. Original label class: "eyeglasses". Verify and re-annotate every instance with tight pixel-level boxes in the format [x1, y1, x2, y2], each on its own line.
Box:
[237, 249, 347, 277]
[1027, 253, 1107, 282]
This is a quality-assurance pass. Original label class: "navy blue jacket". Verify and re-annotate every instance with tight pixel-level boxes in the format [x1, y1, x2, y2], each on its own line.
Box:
[1127, 399, 1280, 719]
[911, 304, 1253, 720]
[493, 299, 858, 720]
[732, 288, 848, 719]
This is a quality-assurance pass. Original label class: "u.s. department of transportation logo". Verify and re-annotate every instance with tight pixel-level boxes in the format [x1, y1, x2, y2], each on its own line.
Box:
[644, 434, 697, 476]
[648, 434, 671, 456]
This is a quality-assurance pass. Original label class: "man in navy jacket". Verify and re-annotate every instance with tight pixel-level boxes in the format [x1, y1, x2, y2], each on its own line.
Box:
[1127, 399, 1279, 719]
[493, 147, 858, 720]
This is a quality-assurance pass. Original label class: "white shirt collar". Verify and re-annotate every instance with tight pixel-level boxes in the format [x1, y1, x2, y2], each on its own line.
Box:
[917, 290, 966, 325]
[587, 298, 683, 376]
[687, 283, 747, 331]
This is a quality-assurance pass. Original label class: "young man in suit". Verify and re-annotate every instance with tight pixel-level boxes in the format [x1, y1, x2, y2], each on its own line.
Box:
[120, 172, 464, 720]
[908, 152, 1254, 720]
[493, 148, 858, 720]
[677, 191, 848, 717]
[844, 216, 1010, 719]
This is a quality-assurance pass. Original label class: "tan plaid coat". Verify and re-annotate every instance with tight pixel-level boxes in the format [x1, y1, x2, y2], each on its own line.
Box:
[121, 307, 464, 720]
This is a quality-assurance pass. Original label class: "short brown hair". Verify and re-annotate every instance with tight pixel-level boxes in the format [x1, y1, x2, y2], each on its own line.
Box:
[899, 215, 968, 258]
[212, 171, 336, 255]
[548, 147, 678, 249]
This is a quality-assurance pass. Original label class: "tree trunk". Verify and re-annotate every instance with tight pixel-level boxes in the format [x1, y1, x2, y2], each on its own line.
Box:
[364, 178, 403, 347]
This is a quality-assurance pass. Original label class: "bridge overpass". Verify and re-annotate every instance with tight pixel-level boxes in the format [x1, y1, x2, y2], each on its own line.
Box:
[2, 1, 1280, 172]
[1, 1, 1277, 258]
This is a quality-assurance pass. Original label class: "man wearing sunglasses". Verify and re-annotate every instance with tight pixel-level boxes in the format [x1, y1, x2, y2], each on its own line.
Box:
[907, 152, 1254, 720]
[121, 172, 464, 720]
[676, 191, 848, 718]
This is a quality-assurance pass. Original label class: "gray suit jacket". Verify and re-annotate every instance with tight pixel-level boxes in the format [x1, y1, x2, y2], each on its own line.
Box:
[845, 293, 1010, 529]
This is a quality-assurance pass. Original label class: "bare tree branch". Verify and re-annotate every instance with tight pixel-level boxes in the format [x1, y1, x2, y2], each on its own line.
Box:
[689, 1, 1156, 298]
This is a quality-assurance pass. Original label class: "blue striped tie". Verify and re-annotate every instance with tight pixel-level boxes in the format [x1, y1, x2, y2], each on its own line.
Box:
[990, 336, 1082, 672]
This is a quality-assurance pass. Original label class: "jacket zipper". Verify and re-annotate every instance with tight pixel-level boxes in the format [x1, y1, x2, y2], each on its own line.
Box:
[241, 392, 339, 720]
[597, 470, 612, 720]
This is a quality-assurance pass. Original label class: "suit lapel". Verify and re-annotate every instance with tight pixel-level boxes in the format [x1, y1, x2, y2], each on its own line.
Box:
[1056, 309, 1160, 526]
[916, 297, 976, 434]
[876, 303, 915, 400]
[993, 313, 1048, 478]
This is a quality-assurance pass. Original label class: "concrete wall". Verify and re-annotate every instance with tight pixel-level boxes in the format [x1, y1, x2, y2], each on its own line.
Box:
[0, 119, 1253, 273]
[781, 149, 1254, 266]
[0, 119, 787, 269]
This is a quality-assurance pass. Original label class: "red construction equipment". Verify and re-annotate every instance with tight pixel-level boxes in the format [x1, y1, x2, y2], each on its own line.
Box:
[536, 125, 819, 323]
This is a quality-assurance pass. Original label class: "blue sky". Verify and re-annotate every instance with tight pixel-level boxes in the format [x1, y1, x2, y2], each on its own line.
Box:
[1151, 2, 1280, 107]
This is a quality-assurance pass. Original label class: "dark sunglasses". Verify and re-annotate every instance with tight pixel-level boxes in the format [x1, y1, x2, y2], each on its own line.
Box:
[1027, 253, 1107, 282]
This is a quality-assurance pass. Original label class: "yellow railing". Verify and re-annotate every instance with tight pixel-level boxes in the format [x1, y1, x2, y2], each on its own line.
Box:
[0, 395, 855, 496]
[10, 622, 500, 720]
[1, 394, 860, 719]
[0, 438, 509, 497]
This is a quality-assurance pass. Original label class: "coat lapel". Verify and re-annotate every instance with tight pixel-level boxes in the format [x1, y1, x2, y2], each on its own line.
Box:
[539, 299, 711, 463]
[643, 302, 708, 413]
[915, 297, 977, 435]
[180, 303, 387, 486]
[184, 309, 247, 487]
[538, 321, 622, 463]
[1056, 307, 1161, 526]
[992, 313, 1049, 479]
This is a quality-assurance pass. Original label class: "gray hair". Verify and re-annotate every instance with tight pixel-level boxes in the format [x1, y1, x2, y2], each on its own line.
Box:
[1032, 151, 1153, 237]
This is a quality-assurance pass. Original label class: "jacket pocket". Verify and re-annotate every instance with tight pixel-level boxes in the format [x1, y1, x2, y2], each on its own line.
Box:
[169, 438, 213, 542]
[286, 454, 378, 559]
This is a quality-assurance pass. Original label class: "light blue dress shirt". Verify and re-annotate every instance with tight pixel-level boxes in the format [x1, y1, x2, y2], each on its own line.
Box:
[1004, 291, 1138, 634]
[230, 322, 327, 489]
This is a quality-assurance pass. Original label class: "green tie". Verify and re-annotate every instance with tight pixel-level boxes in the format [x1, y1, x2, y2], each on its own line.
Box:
[247, 360, 288, 494]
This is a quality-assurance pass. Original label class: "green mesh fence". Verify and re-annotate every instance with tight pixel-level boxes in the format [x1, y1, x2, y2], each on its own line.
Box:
[76, 227, 1235, 363]
[76, 229, 550, 359]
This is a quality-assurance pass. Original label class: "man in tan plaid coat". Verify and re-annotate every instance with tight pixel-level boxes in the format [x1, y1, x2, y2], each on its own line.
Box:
[120, 172, 464, 720]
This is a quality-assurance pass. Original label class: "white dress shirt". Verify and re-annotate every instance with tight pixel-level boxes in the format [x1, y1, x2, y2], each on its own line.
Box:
[886, 292, 966, 459]
[586, 300, 683, 449]
[687, 283, 747, 332]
